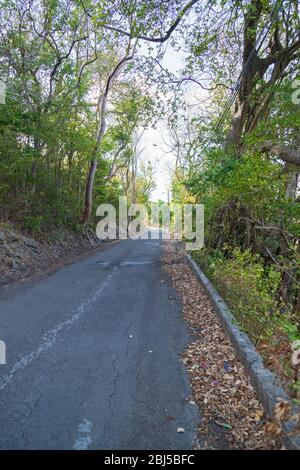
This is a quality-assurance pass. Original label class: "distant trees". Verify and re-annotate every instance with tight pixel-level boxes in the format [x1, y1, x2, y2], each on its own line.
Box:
[0, 0, 162, 231]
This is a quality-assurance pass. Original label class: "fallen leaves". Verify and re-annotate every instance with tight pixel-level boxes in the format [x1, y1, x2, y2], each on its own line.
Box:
[264, 422, 282, 438]
[274, 399, 292, 422]
[162, 244, 278, 450]
[265, 398, 300, 440]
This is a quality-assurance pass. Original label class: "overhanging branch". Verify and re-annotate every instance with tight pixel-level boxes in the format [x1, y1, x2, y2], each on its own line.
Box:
[79, 0, 200, 43]
[261, 141, 300, 167]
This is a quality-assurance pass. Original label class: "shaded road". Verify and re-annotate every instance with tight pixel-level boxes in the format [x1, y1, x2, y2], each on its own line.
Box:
[0, 237, 199, 449]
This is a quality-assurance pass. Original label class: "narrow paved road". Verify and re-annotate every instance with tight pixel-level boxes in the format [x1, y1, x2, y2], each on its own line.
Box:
[0, 238, 199, 450]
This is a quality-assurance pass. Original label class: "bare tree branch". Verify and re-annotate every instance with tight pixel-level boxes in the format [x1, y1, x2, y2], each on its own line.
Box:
[261, 141, 300, 167]
[79, 0, 200, 43]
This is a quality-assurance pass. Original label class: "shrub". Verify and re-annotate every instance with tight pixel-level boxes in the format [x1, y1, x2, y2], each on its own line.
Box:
[192, 247, 298, 345]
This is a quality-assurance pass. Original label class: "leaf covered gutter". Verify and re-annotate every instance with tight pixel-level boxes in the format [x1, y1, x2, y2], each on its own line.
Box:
[187, 254, 300, 450]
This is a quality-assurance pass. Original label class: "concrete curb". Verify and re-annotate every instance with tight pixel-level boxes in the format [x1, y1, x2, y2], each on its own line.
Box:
[187, 254, 300, 450]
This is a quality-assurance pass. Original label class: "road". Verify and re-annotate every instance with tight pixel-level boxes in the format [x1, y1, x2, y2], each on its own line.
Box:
[0, 237, 199, 450]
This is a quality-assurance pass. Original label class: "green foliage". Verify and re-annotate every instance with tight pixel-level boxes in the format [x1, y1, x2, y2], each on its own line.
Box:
[172, 66, 300, 393]
[192, 247, 298, 345]
[187, 149, 286, 213]
[0, 0, 157, 234]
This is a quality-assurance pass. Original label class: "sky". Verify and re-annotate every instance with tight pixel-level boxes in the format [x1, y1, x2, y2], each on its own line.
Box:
[137, 42, 208, 202]
[141, 123, 173, 202]
[138, 44, 185, 202]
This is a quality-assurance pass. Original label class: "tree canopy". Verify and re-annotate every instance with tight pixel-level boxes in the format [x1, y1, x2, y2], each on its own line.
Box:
[0, 1, 300, 384]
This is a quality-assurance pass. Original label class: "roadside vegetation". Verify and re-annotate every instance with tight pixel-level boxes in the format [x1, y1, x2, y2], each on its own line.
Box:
[168, 2, 300, 400]
[0, 0, 157, 236]
[0, 0, 300, 410]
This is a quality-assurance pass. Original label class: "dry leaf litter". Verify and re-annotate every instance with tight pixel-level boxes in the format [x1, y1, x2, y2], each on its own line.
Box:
[162, 245, 279, 450]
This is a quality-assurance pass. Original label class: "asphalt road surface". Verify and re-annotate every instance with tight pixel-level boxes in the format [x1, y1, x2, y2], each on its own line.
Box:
[0, 237, 199, 450]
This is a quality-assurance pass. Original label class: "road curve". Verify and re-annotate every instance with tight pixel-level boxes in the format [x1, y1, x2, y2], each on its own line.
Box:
[0, 237, 199, 449]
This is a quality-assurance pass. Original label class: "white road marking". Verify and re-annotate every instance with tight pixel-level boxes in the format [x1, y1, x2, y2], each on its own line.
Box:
[0, 269, 117, 391]
[73, 436, 92, 450]
[120, 261, 153, 266]
[96, 261, 111, 267]
[73, 419, 93, 450]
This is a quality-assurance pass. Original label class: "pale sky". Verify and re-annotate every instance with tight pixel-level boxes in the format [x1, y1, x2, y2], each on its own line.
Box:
[141, 123, 174, 202]
[138, 43, 185, 202]
[138, 42, 208, 202]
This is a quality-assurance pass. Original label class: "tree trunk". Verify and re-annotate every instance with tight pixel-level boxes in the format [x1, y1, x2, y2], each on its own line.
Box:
[81, 157, 98, 223]
[80, 44, 136, 224]
[225, 0, 263, 150]
[225, 99, 245, 149]
[225, 1, 300, 154]
[285, 168, 299, 199]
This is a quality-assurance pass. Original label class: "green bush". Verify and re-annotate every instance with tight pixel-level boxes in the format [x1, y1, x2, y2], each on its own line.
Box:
[192, 247, 299, 345]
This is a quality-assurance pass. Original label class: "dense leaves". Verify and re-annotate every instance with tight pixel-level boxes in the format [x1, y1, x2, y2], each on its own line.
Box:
[0, 0, 157, 233]
[169, 0, 300, 398]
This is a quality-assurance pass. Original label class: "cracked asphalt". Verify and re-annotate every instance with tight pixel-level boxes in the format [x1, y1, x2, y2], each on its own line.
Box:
[0, 237, 199, 449]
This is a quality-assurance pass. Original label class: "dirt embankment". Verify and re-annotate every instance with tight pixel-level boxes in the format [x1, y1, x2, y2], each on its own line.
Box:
[0, 224, 107, 286]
